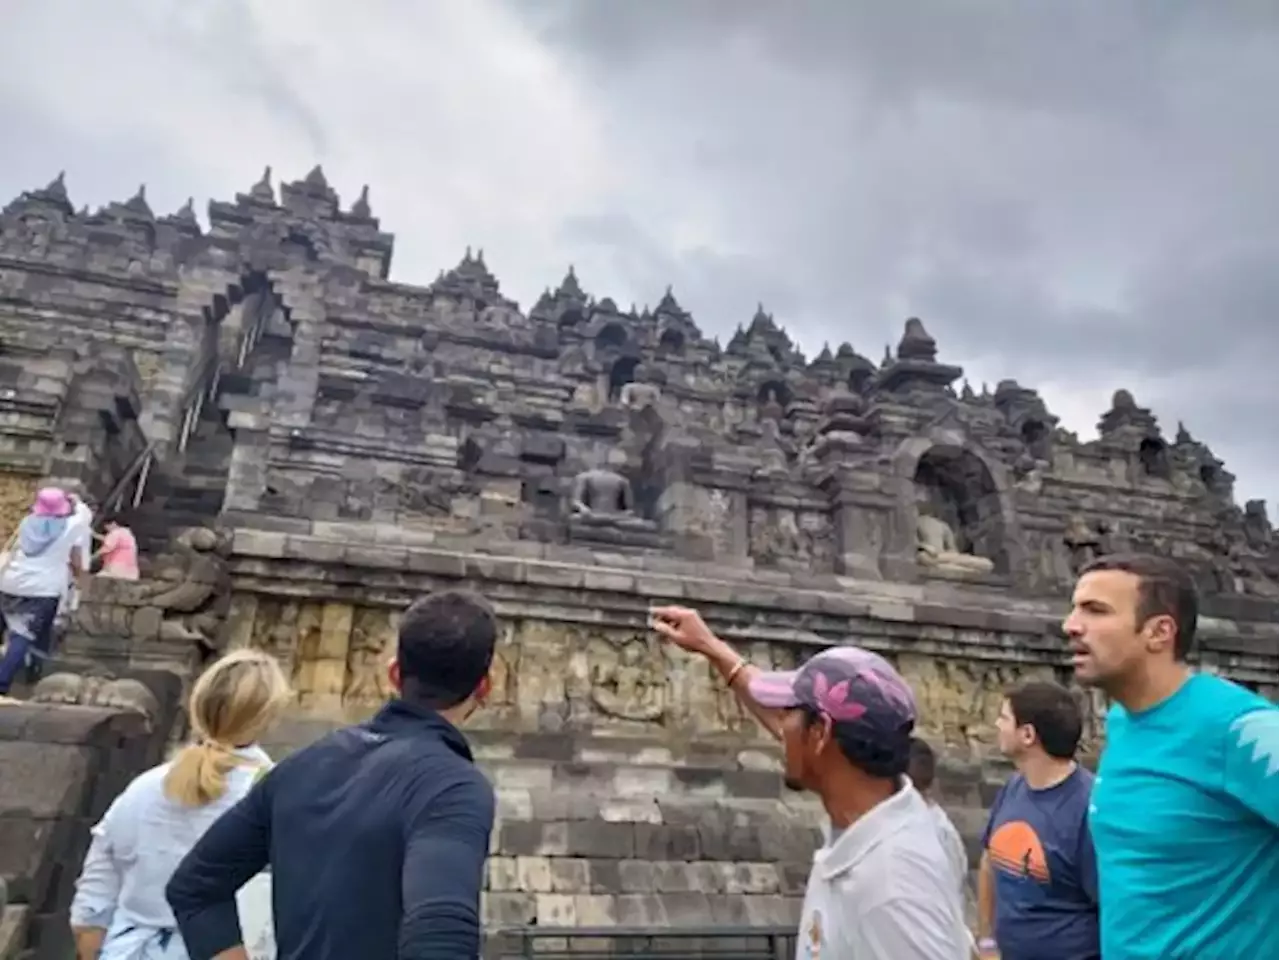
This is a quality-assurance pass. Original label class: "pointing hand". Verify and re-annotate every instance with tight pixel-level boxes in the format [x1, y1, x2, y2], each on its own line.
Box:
[649, 605, 717, 656]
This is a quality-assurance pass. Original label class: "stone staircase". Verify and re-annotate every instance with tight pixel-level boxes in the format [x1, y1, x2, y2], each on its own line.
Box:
[125, 402, 234, 554]
[260, 719, 995, 936]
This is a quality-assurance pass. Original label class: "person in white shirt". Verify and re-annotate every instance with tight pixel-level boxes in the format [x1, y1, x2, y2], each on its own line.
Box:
[70, 648, 291, 960]
[652, 606, 969, 960]
[909, 737, 971, 896]
[0, 486, 86, 694]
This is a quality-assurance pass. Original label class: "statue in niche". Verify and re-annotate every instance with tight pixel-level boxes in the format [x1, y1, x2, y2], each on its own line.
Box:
[755, 420, 791, 477]
[619, 380, 660, 410]
[590, 639, 665, 721]
[569, 468, 636, 517]
[914, 486, 994, 575]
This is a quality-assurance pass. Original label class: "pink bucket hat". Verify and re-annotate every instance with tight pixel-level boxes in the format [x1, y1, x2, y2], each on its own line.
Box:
[33, 486, 72, 517]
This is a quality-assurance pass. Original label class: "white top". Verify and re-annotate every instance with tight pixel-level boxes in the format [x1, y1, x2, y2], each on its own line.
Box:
[797, 781, 970, 960]
[0, 517, 83, 598]
[67, 500, 94, 573]
[70, 745, 272, 960]
[926, 799, 971, 896]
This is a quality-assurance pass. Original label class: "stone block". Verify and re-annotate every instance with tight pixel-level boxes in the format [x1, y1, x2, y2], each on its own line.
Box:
[481, 893, 536, 928]
[585, 858, 622, 894]
[599, 798, 663, 824]
[718, 862, 780, 895]
[485, 857, 519, 892]
[515, 856, 552, 893]
[535, 893, 576, 926]
[548, 857, 589, 893]
[617, 859, 657, 893]
[0, 742, 90, 818]
[633, 823, 701, 861]
[564, 820, 634, 859]
[613, 893, 669, 926]
[572, 894, 616, 926]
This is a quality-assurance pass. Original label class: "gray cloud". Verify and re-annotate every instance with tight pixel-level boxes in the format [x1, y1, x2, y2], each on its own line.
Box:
[0, 0, 1275, 515]
[515, 0, 1278, 512]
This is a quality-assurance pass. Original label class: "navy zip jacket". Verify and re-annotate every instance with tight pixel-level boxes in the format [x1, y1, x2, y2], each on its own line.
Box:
[165, 700, 494, 960]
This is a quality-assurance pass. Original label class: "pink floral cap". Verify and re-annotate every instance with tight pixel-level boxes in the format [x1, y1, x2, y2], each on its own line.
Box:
[748, 646, 917, 738]
[32, 486, 72, 517]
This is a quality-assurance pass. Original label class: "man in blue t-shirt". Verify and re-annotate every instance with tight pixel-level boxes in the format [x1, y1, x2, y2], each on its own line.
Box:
[1066, 552, 1279, 960]
[977, 681, 1099, 960]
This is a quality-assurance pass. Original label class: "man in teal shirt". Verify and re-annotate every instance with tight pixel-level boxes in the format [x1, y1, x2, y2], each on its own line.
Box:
[1065, 553, 1278, 959]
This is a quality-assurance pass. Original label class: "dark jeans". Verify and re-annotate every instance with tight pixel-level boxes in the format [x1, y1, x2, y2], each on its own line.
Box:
[0, 593, 61, 693]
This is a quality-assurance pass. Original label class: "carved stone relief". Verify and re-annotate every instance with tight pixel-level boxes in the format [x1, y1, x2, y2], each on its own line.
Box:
[898, 653, 1056, 751]
[0, 472, 38, 543]
[748, 506, 835, 572]
[588, 635, 666, 722]
[343, 607, 399, 707]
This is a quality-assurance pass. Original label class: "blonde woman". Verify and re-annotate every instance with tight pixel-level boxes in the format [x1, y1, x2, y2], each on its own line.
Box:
[70, 649, 291, 960]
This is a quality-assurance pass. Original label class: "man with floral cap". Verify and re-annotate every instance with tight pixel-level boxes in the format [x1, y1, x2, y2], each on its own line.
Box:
[652, 606, 969, 960]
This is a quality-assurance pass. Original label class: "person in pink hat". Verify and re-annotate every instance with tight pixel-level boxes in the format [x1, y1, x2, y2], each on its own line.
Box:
[0, 486, 86, 694]
[652, 605, 970, 960]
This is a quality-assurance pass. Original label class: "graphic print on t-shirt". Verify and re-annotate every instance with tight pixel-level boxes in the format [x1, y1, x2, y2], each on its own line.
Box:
[988, 819, 1051, 883]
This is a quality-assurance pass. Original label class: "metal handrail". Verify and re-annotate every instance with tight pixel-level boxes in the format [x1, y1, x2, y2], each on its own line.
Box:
[102, 352, 222, 516]
[99, 438, 158, 516]
[494, 925, 797, 960]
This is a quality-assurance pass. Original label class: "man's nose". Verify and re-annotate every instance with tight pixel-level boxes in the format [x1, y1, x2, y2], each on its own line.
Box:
[1062, 611, 1082, 637]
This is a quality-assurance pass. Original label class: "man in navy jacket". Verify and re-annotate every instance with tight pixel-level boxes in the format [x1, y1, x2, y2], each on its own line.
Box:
[166, 589, 499, 960]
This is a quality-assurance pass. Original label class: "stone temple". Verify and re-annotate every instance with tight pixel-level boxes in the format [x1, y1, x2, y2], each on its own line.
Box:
[0, 167, 1275, 949]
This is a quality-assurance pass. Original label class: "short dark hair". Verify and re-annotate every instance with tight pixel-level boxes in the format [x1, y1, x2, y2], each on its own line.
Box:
[1080, 552, 1199, 659]
[396, 590, 498, 709]
[1005, 681, 1083, 760]
[803, 708, 912, 779]
[908, 737, 937, 792]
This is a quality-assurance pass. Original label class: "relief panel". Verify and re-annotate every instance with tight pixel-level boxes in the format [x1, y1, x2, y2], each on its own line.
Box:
[0, 471, 38, 542]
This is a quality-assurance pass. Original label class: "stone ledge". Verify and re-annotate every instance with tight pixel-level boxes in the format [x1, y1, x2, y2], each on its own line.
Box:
[226, 533, 1276, 662]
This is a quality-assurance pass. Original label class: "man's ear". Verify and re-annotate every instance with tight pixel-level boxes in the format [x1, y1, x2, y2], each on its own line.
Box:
[809, 713, 834, 754]
[387, 658, 402, 694]
[474, 672, 492, 705]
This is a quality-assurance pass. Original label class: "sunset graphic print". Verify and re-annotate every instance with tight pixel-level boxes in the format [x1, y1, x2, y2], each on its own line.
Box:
[988, 820, 1052, 883]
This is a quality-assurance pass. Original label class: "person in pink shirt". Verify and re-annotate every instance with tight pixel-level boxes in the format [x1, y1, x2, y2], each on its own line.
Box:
[96, 516, 139, 580]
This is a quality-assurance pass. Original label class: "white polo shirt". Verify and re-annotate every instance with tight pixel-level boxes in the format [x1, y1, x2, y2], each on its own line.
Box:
[796, 780, 970, 960]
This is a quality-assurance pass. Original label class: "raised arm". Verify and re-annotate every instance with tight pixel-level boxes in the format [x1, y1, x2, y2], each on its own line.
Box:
[650, 606, 787, 741]
[400, 774, 495, 959]
[165, 778, 272, 960]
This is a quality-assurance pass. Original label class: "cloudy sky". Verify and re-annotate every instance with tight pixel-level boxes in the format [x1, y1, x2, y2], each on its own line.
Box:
[1, 0, 1275, 515]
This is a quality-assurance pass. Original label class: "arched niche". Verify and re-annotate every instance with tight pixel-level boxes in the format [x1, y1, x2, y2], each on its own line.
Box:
[558, 306, 584, 329]
[658, 327, 685, 354]
[1020, 418, 1052, 461]
[847, 365, 873, 395]
[757, 379, 791, 407]
[608, 356, 639, 401]
[280, 230, 319, 263]
[889, 435, 1026, 580]
[595, 321, 628, 351]
[1138, 437, 1170, 479]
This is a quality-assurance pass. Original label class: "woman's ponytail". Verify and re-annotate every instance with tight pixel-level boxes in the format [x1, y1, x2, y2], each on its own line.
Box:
[163, 648, 292, 807]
